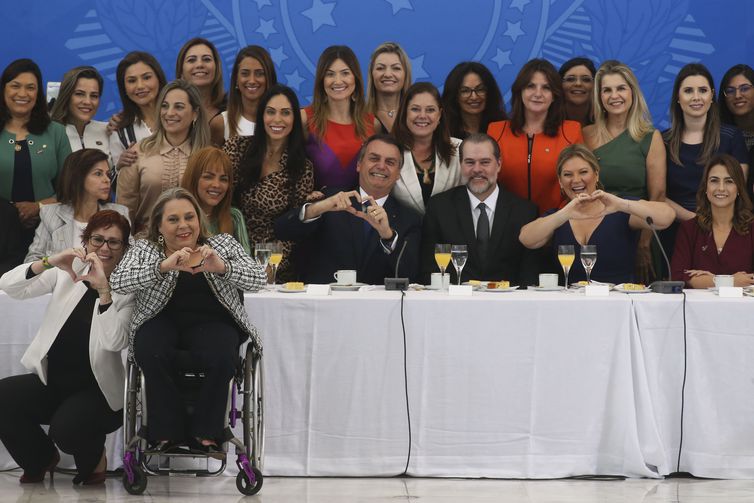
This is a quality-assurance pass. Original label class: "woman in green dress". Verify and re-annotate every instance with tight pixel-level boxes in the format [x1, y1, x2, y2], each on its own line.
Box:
[181, 146, 250, 254]
[583, 60, 667, 282]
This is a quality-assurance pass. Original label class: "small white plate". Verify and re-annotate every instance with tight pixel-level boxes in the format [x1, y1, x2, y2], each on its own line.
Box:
[478, 285, 519, 293]
[528, 285, 564, 292]
[614, 284, 652, 294]
[423, 285, 443, 291]
[329, 282, 367, 291]
[571, 282, 615, 290]
[276, 285, 306, 293]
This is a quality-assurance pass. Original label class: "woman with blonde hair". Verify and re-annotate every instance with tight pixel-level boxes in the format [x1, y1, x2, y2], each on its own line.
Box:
[583, 60, 667, 281]
[181, 146, 250, 253]
[519, 144, 673, 284]
[50, 66, 109, 156]
[302, 45, 375, 189]
[366, 42, 412, 133]
[116, 80, 209, 235]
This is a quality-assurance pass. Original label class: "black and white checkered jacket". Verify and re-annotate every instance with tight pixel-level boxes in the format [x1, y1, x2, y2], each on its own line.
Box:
[110, 233, 266, 359]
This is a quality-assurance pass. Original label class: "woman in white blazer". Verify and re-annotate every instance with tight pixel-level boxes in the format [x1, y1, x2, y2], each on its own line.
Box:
[50, 66, 110, 158]
[25, 149, 129, 263]
[0, 210, 132, 485]
[391, 82, 462, 215]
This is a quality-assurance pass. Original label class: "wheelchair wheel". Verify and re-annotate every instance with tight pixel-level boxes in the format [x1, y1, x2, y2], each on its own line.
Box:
[123, 361, 140, 447]
[122, 466, 147, 495]
[235, 467, 263, 495]
[243, 347, 264, 469]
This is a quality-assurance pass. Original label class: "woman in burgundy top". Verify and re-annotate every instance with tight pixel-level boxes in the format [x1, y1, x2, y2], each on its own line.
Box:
[671, 153, 754, 287]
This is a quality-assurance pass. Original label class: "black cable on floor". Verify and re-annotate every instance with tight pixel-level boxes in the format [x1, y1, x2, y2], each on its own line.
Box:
[676, 291, 688, 473]
[399, 290, 412, 476]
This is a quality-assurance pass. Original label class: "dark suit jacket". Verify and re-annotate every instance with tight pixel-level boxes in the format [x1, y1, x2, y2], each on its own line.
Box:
[274, 188, 422, 284]
[420, 185, 540, 285]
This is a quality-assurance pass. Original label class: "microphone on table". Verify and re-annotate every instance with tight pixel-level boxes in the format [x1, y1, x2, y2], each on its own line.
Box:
[385, 238, 410, 291]
[645, 216, 684, 294]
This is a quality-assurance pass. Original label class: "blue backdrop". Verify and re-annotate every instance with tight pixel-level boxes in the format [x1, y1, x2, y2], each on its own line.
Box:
[3, 0, 753, 127]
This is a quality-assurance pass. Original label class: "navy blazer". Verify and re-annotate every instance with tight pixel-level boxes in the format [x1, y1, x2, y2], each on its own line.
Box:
[420, 184, 540, 286]
[274, 188, 422, 284]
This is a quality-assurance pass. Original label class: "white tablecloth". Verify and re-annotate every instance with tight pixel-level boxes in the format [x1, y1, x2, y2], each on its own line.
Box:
[0, 289, 752, 478]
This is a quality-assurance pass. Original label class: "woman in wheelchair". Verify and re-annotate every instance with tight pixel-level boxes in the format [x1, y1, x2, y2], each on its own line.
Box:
[110, 187, 265, 455]
[0, 210, 133, 484]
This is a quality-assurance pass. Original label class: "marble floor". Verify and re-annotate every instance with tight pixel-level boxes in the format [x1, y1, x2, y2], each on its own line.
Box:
[2, 471, 754, 502]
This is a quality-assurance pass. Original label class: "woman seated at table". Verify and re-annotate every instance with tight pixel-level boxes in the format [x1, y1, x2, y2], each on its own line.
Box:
[0, 210, 132, 485]
[109, 188, 266, 454]
[391, 82, 461, 215]
[519, 144, 674, 284]
[25, 148, 129, 262]
[671, 154, 754, 288]
[181, 146, 251, 253]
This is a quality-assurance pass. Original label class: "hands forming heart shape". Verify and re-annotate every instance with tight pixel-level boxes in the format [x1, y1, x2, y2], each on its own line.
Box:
[162, 245, 227, 275]
[47, 247, 109, 289]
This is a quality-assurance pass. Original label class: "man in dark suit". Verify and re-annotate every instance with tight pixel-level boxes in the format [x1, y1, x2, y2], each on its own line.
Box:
[275, 134, 421, 285]
[421, 133, 540, 285]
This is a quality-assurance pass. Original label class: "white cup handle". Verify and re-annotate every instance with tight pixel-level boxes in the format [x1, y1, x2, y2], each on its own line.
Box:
[334, 271, 339, 281]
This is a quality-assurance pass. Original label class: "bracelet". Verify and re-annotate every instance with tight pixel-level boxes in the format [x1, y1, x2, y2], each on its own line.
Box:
[41, 256, 54, 269]
[96, 285, 112, 295]
[38, 201, 43, 211]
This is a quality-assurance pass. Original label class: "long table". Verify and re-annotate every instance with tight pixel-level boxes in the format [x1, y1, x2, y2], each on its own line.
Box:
[0, 289, 752, 479]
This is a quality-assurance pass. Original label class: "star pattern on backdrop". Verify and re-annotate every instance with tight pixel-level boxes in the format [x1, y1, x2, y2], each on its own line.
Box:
[256, 18, 277, 39]
[302, 0, 337, 32]
[385, 0, 413, 15]
[491, 48, 512, 69]
[504, 21, 524, 42]
[270, 46, 289, 67]
[509, 0, 530, 13]
[410, 54, 429, 80]
[285, 69, 305, 91]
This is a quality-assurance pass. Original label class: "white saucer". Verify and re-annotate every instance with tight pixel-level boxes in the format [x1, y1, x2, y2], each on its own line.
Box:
[614, 284, 652, 294]
[478, 285, 519, 293]
[276, 285, 306, 293]
[329, 282, 367, 291]
[528, 285, 564, 292]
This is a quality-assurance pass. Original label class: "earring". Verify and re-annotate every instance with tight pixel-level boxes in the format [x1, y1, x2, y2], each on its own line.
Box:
[158, 235, 164, 246]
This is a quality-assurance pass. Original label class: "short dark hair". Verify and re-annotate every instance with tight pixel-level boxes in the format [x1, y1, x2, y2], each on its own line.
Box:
[116, 51, 168, 127]
[0, 59, 50, 134]
[357, 133, 404, 169]
[558, 57, 596, 78]
[459, 132, 500, 162]
[56, 148, 110, 210]
[81, 209, 131, 249]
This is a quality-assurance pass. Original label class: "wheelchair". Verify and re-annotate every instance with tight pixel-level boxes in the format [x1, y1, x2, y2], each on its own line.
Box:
[120, 343, 264, 496]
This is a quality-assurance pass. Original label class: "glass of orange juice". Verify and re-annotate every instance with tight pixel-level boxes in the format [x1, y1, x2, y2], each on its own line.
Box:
[558, 244, 575, 289]
[434, 244, 451, 288]
[268, 242, 283, 285]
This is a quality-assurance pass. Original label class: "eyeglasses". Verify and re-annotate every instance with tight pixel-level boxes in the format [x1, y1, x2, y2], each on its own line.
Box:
[459, 86, 487, 98]
[723, 84, 753, 97]
[563, 75, 594, 84]
[89, 235, 124, 250]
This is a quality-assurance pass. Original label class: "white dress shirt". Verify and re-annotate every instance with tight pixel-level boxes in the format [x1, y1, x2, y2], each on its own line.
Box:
[467, 185, 499, 236]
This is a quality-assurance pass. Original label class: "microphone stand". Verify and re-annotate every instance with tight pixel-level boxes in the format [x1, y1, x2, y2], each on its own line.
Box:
[646, 216, 684, 294]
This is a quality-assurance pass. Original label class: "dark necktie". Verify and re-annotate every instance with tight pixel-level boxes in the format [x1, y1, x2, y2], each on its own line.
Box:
[476, 202, 489, 263]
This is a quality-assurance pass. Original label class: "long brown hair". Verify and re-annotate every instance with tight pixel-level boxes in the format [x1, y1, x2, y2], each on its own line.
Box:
[695, 153, 754, 234]
[509, 59, 564, 137]
[309, 45, 369, 140]
[392, 82, 454, 166]
[175, 37, 225, 112]
[226, 46, 277, 138]
[181, 146, 234, 235]
[663, 63, 720, 166]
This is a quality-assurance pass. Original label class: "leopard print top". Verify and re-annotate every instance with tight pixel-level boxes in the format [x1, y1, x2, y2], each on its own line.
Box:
[224, 135, 314, 281]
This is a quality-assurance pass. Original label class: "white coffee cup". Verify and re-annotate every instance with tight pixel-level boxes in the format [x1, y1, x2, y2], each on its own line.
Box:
[430, 273, 449, 289]
[539, 273, 559, 288]
[714, 274, 734, 288]
[334, 270, 357, 285]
